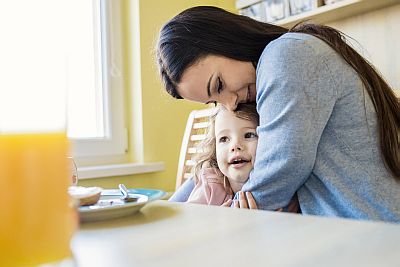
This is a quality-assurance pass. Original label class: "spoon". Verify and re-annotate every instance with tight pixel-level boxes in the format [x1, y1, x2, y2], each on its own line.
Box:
[118, 184, 139, 202]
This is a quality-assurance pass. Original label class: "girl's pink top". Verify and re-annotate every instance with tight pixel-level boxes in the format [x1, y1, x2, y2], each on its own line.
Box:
[186, 168, 233, 206]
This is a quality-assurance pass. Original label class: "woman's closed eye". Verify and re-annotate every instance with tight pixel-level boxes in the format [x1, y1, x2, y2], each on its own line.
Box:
[244, 132, 258, 139]
[216, 77, 223, 93]
[205, 77, 223, 106]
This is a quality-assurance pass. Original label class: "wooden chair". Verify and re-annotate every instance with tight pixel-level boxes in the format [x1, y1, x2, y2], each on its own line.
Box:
[175, 107, 218, 190]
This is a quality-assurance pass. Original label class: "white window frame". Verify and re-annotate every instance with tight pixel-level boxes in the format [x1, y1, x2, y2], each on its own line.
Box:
[71, 0, 165, 178]
[70, 0, 127, 166]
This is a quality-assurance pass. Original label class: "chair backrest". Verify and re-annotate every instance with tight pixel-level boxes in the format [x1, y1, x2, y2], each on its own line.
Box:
[176, 107, 218, 190]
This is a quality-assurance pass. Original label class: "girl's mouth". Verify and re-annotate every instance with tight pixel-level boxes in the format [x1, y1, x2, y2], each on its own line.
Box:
[229, 158, 250, 169]
[230, 161, 249, 169]
[229, 158, 249, 164]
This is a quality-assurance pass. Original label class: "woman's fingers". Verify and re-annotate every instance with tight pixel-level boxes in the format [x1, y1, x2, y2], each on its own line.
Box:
[221, 192, 257, 209]
[239, 191, 248, 209]
[245, 192, 258, 210]
[231, 191, 258, 209]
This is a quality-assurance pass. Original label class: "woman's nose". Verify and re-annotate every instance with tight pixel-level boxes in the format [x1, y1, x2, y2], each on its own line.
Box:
[224, 102, 237, 111]
[220, 93, 238, 111]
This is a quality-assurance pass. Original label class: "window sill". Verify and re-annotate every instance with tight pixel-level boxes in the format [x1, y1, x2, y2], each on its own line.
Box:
[77, 162, 165, 179]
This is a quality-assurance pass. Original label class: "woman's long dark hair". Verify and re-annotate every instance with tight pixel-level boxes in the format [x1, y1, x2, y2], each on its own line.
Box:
[156, 6, 286, 98]
[156, 6, 400, 179]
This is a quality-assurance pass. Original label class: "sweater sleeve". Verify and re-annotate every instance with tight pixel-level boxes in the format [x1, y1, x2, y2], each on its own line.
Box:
[168, 177, 195, 202]
[242, 34, 337, 210]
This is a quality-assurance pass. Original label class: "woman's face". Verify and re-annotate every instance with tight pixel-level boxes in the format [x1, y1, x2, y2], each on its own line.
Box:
[177, 55, 257, 111]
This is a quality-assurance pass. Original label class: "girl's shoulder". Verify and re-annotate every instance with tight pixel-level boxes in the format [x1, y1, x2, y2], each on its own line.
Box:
[187, 167, 233, 205]
[199, 167, 225, 184]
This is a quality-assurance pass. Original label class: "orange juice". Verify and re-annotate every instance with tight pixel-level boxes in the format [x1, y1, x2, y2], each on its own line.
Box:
[0, 133, 77, 267]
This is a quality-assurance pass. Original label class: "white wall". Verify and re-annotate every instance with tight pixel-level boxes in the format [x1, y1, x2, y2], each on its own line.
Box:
[328, 4, 400, 93]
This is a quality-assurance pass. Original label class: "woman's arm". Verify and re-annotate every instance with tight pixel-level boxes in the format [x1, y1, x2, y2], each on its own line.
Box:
[168, 177, 195, 202]
[242, 33, 337, 210]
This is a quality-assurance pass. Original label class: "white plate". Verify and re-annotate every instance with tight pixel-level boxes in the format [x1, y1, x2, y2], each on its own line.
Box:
[79, 188, 166, 222]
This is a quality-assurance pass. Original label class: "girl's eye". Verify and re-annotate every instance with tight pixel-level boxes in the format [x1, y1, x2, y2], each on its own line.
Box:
[217, 77, 223, 93]
[244, 132, 258, 139]
[218, 136, 228, 143]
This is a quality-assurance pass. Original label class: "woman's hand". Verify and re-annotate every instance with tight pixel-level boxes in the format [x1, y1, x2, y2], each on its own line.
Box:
[275, 195, 300, 213]
[221, 191, 258, 209]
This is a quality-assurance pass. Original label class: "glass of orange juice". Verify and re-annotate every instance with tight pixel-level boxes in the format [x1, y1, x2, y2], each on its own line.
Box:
[0, 134, 77, 267]
[0, 2, 77, 263]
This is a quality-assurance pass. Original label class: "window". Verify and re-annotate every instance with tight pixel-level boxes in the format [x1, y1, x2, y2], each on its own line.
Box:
[1, 0, 163, 178]
[66, 0, 127, 165]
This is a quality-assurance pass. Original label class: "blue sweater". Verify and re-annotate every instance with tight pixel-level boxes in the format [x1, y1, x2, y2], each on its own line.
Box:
[241, 32, 400, 222]
[171, 32, 400, 222]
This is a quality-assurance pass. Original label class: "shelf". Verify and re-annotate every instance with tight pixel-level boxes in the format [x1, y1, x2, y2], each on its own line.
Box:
[237, 0, 400, 28]
[236, 0, 262, 9]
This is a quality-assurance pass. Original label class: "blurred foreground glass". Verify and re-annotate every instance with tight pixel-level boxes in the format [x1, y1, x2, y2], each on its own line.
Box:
[0, 0, 77, 266]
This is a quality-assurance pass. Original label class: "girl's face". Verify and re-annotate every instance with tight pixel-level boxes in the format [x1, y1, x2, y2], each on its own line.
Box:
[214, 109, 258, 191]
[177, 55, 257, 111]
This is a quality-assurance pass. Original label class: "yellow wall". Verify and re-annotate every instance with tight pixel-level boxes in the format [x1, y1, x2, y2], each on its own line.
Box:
[79, 0, 236, 191]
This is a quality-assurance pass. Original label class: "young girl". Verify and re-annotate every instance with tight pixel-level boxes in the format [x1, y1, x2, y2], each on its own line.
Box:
[175, 103, 298, 211]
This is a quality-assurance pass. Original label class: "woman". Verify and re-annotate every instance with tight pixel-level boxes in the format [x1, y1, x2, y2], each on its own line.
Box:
[156, 6, 400, 222]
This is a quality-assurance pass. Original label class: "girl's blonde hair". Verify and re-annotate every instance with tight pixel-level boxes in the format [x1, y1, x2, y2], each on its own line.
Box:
[192, 103, 259, 182]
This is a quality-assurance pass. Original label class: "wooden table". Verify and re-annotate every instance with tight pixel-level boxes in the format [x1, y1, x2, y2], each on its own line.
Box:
[72, 200, 400, 267]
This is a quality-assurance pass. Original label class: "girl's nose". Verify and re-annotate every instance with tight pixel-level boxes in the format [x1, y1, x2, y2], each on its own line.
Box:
[230, 142, 242, 152]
